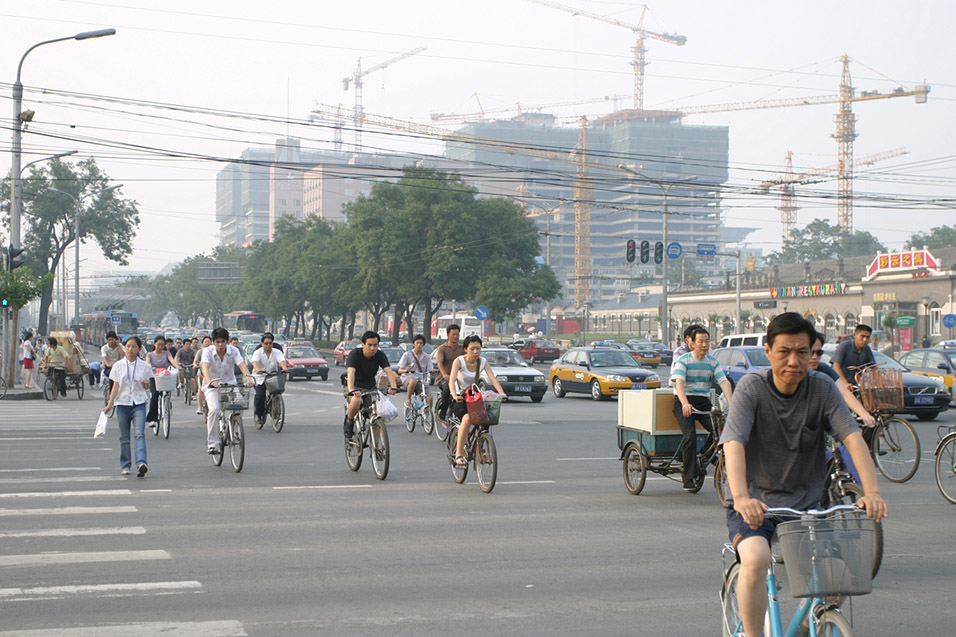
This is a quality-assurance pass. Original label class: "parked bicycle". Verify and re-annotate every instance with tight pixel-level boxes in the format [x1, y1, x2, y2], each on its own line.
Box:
[257, 371, 286, 433]
[721, 505, 876, 637]
[344, 388, 390, 480]
[210, 384, 247, 473]
[934, 424, 956, 504]
[403, 381, 434, 435]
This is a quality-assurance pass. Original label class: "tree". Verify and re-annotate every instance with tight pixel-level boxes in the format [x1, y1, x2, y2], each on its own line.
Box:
[2, 158, 139, 333]
[841, 229, 886, 257]
[0, 267, 53, 310]
[767, 218, 887, 263]
[905, 225, 956, 250]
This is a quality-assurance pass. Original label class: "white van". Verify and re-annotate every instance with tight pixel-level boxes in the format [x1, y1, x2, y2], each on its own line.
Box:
[715, 333, 767, 349]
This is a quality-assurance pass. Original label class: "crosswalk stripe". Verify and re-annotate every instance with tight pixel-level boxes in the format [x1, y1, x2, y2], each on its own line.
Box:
[0, 580, 202, 602]
[0, 526, 146, 539]
[0, 489, 131, 499]
[0, 506, 137, 516]
[0, 620, 245, 636]
[0, 476, 126, 485]
[0, 467, 101, 473]
[0, 437, 98, 441]
[0, 549, 170, 567]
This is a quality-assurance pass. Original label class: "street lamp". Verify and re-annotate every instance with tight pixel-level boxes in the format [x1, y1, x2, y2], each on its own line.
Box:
[618, 164, 696, 346]
[6, 28, 114, 384]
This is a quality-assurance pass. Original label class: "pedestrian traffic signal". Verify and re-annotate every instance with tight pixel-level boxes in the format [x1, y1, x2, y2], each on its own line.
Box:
[640, 240, 650, 264]
[654, 241, 664, 264]
[7, 245, 25, 272]
[1, 298, 8, 308]
[626, 239, 636, 263]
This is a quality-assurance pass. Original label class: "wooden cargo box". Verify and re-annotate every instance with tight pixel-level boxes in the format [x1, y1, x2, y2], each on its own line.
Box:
[617, 388, 713, 435]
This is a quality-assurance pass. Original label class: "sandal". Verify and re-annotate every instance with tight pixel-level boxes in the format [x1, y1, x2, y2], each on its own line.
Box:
[455, 455, 468, 467]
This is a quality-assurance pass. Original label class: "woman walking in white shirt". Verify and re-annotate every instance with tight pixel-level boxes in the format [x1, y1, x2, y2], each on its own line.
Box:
[103, 337, 153, 477]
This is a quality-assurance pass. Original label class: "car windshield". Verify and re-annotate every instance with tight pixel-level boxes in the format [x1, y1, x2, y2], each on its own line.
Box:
[288, 347, 319, 359]
[485, 350, 525, 366]
[873, 351, 906, 371]
[744, 349, 771, 366]
[381, 349, 403, 365]
[589, 350, 639, 368]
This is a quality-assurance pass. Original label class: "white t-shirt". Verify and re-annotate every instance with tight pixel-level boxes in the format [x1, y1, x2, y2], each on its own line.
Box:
[21, 340, 34, 361]
[398, 349, 433, 382]
[201, 344, 244, 387]
[250, 347, 286, 383]
[109, 357, 153, 406]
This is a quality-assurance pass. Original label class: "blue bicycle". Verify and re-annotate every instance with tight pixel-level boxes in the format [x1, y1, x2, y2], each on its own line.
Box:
[721, 505, 876, 637]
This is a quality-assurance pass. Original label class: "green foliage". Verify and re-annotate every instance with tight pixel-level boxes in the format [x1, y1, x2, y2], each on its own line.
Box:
[767, 218, 887, 263]
[905, 225, 956, 250]
[0, 267, 53, 309]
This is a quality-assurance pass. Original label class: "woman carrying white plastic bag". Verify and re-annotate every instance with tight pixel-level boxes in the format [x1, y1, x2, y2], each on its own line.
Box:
[103, 336, 153, 477]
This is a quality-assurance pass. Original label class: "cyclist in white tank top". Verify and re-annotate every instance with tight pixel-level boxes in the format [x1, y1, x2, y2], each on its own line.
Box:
[448, 335, 506, 467]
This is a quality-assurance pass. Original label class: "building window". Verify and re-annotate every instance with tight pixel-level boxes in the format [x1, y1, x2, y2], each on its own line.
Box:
[931, 307, 942, 336]
[281, 199, 286, 206]
[345, 189, 353, 196]
[295, 200, 300, 206]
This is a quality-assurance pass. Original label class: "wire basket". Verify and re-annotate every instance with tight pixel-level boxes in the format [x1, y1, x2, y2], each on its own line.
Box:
[181, 366, 197, 380]
[484, 394, 503, 426]
[777, 513, 876, 597]
[857, 367, 903, 412]
[218, 386, 249, 411]
[154, 370, 179, 392]
[265, 373, 286, 394]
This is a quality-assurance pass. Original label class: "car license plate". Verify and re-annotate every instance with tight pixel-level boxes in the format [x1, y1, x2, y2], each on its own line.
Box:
[632, 383, 647, 389]
[914, 396, 934, 405]
[307, 368, 318, 373]
[516, 385, 532, 393]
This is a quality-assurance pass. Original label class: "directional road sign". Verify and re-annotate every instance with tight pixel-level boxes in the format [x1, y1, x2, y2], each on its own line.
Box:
[666, 242, 682, 259]
[475, 305, 490, 321]
[696, 243, 716, 257]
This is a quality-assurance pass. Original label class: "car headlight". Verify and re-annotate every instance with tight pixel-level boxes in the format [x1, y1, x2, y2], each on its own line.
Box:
[605, 374, 627, 382]
[646, 374, 660, 382]
[498, 376, 510, 382]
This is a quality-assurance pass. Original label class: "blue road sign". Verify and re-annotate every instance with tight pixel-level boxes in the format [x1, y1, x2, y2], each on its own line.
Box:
[475, 305, 490, 321]
[111, 316, 122, 325]
[696, 243, 716, 257]
[666, 242, 682, 259]
[943, 314, 956, 329]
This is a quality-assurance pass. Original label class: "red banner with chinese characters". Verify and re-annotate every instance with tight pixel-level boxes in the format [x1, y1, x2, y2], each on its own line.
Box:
[867, 249, 939, 278]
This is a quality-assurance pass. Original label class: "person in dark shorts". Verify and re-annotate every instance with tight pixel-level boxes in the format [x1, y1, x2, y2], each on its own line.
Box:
[343, 331, 397, 438]
[719, 313, 887, 637]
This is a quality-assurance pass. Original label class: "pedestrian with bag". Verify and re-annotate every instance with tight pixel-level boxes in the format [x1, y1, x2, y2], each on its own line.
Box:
[103, 336, 153, 477]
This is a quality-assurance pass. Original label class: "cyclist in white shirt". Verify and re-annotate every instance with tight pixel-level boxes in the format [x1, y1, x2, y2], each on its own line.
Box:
[200, 327, 254, 455]
[250, 332, 292, 426]
[396, 334, 434, 410]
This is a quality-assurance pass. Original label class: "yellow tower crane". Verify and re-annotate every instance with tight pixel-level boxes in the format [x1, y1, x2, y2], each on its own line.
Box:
[525, 0, 686, 110]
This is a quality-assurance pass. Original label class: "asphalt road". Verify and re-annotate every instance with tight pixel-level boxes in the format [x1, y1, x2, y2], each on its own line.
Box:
[0, 368, 954, 636]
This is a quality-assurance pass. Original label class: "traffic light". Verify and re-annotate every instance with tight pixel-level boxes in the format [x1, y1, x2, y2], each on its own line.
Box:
[654, 241, 664, 264]
[640, 240, 650, 264]
[7, 245, 24, 272]
[1, 298, 8, 308]
[625, 239, 636, 263]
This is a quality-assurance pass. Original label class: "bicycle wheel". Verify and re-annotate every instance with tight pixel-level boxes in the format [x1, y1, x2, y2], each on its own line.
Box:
[76, 378, 85, 400]
[714, 451, 731, 506]
[103, 384, 116, 417]
[475, 431, 497, 493]
[871, 416, 920, 483]
[271, 394, 285, 433]
[370, 417, 389, 480]
[162, 394, 172, 439]
[934, 432, 956, 505]
[43, 377, 55, 401]
[345, 419, 364, 471]
[814, 609, 854, 636]
[405, 403, 416, 433]
[447, 426, 468, 483]
[422, 405, 435, 436]
[436, 413, 450, 441]
[821, 482, 884, 578]
[622, 443, 647, 495]
[212, 420, 225, 467]
[0, 376, 6, 399]
[720, 562, 742, 637]
[229, 413, 244, 473]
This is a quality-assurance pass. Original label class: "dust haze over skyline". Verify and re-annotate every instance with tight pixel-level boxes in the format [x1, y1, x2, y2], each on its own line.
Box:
[3, 0, 954, 281]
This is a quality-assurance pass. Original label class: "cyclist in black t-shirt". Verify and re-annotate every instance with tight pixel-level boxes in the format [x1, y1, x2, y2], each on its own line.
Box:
[343, 331, 397, 438]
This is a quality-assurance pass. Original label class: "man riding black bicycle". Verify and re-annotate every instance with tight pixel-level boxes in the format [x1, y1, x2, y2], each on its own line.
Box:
[251, 332, 292, 426]
[343, 331, 398, 439]
[719, 313, 887, 637]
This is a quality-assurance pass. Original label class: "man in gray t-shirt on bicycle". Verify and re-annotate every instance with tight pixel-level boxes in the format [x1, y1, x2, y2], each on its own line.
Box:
[719, 313, 887, 637]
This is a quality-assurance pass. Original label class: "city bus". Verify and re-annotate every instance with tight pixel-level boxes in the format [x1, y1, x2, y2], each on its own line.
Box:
[433, 314, 484, 341]
[222, 311, 267, 334]
[81, 310, 139, 345]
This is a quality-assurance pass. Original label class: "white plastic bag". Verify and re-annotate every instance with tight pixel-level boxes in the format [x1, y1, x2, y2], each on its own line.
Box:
[377, 391, 399, 423]
[93, 411, 108, 438]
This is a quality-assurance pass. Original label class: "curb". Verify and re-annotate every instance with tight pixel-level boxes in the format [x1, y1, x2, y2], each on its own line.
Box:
[2, 391, 45, 401]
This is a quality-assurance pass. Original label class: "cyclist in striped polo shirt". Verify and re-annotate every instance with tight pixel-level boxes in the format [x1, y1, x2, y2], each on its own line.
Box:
[672, 328, 734, 491]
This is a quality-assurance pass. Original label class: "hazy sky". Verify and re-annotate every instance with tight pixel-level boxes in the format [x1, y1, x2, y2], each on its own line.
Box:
[2, 0, 954, 282]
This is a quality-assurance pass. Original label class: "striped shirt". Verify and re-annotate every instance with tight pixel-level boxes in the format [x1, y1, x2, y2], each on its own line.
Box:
[671, 351, 727, 396]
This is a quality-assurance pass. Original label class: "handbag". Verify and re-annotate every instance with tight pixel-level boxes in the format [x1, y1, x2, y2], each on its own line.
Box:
[464, 385, 489, 426]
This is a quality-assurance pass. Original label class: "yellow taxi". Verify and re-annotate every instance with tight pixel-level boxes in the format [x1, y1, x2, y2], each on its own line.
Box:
[549, 347, 661, 401]
[897, 348, 956, 400]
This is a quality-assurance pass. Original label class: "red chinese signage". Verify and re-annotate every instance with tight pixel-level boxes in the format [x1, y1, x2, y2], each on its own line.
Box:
[866, 249, 938, 279]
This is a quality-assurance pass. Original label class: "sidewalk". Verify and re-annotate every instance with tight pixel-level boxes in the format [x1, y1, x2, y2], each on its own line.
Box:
[2, 382, 44, 401]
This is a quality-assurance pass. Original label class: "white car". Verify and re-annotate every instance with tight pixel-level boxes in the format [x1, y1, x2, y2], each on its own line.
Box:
[479, 348, 548, 403]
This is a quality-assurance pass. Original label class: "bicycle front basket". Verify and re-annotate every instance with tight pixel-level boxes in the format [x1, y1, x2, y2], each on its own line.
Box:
[483, 394, 503, 426]
[265, 373, 286, 394]
[777, 513, 875, 597]
[219, 386, 249, 411]
[858, 367, 903, 412]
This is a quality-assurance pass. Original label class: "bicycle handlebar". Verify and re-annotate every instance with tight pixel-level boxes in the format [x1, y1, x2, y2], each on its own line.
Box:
[766, 504, 864, 518]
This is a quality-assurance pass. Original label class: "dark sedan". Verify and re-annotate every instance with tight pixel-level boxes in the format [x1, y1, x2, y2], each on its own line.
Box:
[629, 341, 673, 366]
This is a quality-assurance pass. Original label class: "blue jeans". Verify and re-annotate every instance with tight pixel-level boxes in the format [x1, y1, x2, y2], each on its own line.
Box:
[117, 402, 147, 470]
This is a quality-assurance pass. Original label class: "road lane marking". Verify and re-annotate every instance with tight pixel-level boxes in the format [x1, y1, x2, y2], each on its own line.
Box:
[0, 489, 131, 499]
[139, 489, 172, 493]
[0, 467, 101, 473]
[272, 485, 373, 490]
[0, 549, 171, 567]
[556, 457, 618, 461]
[0, 526, 147, 539]
[0, 620, 245, 636]
[0, 476, 125, 485]
[0, 437, 97, 441]
[0, 506, 137, 517]
[497, 480, 556, 485]
[0, 580, 202, 601]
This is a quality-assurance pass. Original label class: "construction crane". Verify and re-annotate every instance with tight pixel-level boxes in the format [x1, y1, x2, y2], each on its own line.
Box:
[429, 94, 625, 122]
[526, 0, 686, 110]
[761, 148, 909, 242]
[342, 46, 426, 152]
